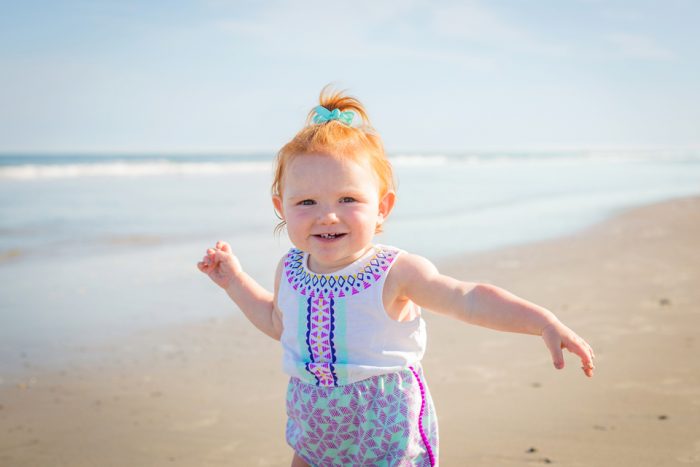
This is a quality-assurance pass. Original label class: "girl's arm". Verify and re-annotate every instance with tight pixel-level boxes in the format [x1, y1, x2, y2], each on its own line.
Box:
[388, 253, 595, 377]
[197, 241, 283, 341]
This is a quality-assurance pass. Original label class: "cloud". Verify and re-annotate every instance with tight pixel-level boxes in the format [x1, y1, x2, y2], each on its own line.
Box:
[212, 0, 574, 71]
[429, 2, 570, 56]
[215, 1, 411, 59]
[214, 0, 498, 69]
[431, 3, 524, 44]
[606, 32, 676, 61]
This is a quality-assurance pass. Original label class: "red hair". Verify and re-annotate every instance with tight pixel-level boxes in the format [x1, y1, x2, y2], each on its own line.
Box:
[272, 85, 395, 234]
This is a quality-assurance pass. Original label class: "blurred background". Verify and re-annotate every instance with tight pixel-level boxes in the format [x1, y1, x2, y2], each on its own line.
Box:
[1, 0, 699, 376]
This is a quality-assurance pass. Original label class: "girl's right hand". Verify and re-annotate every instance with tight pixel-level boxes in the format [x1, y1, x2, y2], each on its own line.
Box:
[196, 240, 243, 290]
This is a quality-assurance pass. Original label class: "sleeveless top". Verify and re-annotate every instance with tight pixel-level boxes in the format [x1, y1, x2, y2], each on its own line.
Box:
[278, 244, 427, 387]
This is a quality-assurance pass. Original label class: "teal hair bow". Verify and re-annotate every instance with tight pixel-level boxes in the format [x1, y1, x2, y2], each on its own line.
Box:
[312, 106, 355, 125]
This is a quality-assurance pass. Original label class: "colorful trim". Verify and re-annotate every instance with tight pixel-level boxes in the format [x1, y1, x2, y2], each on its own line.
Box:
[409, 366, 436, 467]
[304, 293, 338, 386]
[283, 247, 397, 298]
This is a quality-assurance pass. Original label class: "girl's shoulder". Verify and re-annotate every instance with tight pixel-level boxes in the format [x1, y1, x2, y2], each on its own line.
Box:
[273, 252, 290, 294]
[382, 247, 440, 293]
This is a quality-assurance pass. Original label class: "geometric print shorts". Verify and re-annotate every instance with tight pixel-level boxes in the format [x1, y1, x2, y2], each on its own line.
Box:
[286, 364, 439, 466]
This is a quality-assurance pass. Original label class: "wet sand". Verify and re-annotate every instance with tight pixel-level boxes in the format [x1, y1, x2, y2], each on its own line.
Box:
[1, 196, 698, 466]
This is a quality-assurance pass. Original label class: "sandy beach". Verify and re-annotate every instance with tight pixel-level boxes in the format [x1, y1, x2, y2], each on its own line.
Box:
[1, 196, 698, 466]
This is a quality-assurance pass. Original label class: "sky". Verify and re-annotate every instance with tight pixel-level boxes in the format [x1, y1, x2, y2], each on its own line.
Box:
[0, 0, 698, 154]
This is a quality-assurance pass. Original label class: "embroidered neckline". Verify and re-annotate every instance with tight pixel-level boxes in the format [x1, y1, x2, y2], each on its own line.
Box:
[302, 246, 377, 277]
[283, 245, 398, 298]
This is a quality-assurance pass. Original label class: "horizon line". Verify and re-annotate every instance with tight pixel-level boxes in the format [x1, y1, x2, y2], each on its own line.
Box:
[1, 144, 699, 157]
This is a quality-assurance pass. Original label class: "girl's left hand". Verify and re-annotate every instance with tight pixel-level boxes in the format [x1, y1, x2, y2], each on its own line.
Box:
[197, 240, 243, 290]
[541, 321, 595, 377]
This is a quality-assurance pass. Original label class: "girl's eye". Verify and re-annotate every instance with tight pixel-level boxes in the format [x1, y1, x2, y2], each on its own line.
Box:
[340, 197, 356, 203]
[299, 199, 315, 206]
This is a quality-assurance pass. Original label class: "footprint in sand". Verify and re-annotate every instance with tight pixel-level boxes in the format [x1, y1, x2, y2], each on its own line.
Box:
[593, 424, 618, 431]
[525, 447, 553, 463]
[173, 411, 221, 431]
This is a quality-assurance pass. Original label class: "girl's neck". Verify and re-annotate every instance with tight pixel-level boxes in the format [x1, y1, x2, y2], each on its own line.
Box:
[306, 244, 375, 274]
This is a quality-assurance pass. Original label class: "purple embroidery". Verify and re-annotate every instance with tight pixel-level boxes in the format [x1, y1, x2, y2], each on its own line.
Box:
[304, 293, 338, 386]
[284, 247, 396, 298]
[409, 366, 436, 467]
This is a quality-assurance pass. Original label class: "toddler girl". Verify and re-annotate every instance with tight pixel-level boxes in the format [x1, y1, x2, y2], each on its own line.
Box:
[197, 87, 595, 466]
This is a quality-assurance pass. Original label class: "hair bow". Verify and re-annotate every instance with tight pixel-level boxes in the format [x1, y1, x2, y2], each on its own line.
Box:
[312, 106, 355, 125]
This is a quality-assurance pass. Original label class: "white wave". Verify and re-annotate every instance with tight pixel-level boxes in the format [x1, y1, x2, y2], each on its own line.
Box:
[390, 153, 572, 167]
[390, 154, 450, 167]
[0, 160, 273, 180]
[2, 150, 697, 180]
[579, 149, 700, 163]
[390, 150, 700, 168]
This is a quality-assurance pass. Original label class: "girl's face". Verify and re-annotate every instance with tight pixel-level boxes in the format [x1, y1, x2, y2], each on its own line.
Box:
[273, 154, 395, 274]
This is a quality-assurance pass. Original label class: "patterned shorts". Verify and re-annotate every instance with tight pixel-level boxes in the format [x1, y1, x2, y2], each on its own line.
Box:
[285, 365, 439, 466]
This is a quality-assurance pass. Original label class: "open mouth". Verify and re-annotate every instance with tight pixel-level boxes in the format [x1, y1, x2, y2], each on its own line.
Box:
[315, 233, 346, 240]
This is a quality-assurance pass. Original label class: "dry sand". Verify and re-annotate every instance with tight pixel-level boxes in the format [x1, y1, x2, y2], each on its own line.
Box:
[1, 196, 698, 466]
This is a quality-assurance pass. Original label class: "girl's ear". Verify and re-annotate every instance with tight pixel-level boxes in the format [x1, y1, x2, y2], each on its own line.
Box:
[272, 195, 285, 220]
[377, 190, 396, 224]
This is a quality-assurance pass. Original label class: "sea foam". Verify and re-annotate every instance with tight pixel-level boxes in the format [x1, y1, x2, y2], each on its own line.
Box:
[0, 160, 272, 180]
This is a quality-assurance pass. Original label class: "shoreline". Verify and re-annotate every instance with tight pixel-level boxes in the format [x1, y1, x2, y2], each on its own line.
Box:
[2, 192, 694, 379]
[1, 195, 699, 465]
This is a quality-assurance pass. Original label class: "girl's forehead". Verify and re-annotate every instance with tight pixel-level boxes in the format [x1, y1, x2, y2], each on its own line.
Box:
[283, 154, 380, 193]
[286, 153, 373, 176]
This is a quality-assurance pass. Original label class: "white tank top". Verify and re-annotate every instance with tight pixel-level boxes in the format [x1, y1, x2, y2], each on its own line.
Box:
[278, 244, 427, 386]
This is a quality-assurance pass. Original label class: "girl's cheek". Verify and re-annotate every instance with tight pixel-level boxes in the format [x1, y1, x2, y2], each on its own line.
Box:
[348, 207, 374, 223]
[286, 211, 313, 230]
[288, 209, 309, 222]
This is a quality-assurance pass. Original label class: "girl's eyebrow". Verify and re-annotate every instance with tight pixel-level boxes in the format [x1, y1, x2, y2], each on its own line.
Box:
[286, 192, 314, 202]
[285, 187, 370, 202]
[343, 187, 374, 197]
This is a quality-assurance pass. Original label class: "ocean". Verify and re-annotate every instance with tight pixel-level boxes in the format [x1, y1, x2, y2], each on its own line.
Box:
[1, 150, 699, 375]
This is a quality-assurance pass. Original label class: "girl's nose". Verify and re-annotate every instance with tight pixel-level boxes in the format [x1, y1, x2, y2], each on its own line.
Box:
[317, 208, 339, 224]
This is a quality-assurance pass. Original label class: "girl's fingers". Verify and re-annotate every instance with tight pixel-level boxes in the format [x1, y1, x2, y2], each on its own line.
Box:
[567, 339, 589, 361]
[584, 345, 596, 377]
[216, 241, 232, 253]
[543, 332, 565, 370]
[212, 249, 227, 265]
[566, 337, 595, 377]
[543, 324, 595, 377]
